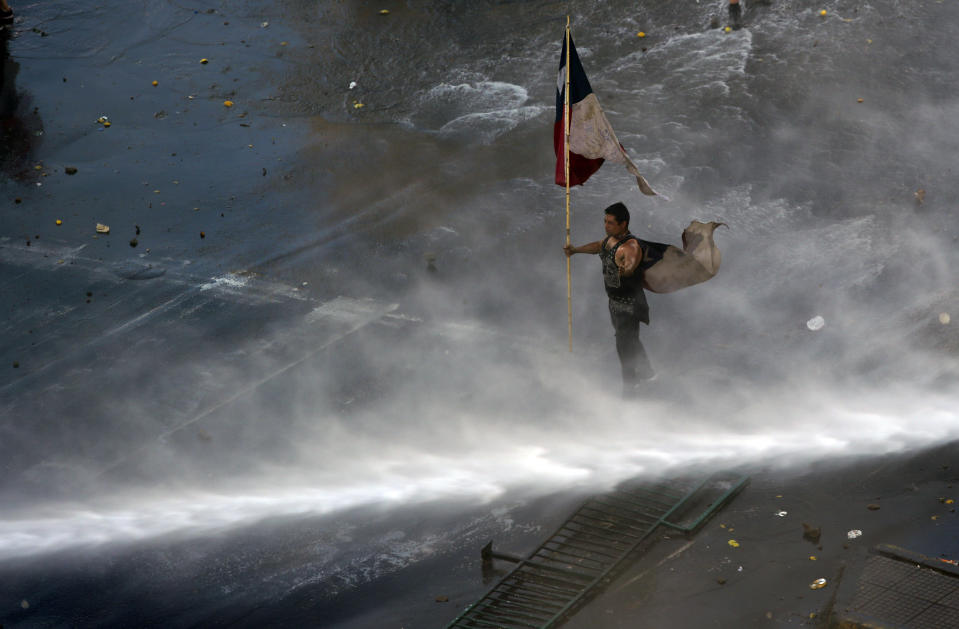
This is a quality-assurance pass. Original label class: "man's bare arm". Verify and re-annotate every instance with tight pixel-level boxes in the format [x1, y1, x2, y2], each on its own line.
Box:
[615, 240, 642, 276]
[564, 241, 602, 257]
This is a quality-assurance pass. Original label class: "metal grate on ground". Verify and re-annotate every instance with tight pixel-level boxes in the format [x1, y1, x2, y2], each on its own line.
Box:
[446, 473, 748, 629]
[836, 544, 959, 629]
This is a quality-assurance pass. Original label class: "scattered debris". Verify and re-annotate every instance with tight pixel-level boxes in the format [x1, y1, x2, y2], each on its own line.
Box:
[940, 558, 958, 567]
[64, 166, 77, 175]
[130, 238, 138, 247]
[857, 98, 864, 103]
[940, 313, 951, 325]
[95, 223, 110, 234]
[806, 315, 825, 331]
[152, 80, 158, 87]
[435, 595, 449, 603]
[637, 31, 647, 38]
[867, 503, 881, 511]
[809, 578, 827, 590]
[379, 9, 390, 15]
[775, 510, 788, 517]
[915, 188, 926, 204]
[200, 58, 209, 64]
[349, 81, 357, 89]
[847, 529, 863, 539]
[809, 555, 817, 561]
[819, 9, 828, 16]
[260, 21, 269, 28]
[96, 115, 111, 128]
[353, 101, 364, 109]
[728, 539, 740, 548]
[224, 100, 234, 107]
[55, 219, 62, 226]
[802, 523, 822, 544]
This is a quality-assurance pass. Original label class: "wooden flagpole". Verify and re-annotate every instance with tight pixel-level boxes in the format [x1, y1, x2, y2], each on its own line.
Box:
[564, 15, 572, 352]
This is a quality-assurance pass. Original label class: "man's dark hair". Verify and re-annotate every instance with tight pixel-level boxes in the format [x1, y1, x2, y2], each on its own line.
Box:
[604, 202, 629, 226]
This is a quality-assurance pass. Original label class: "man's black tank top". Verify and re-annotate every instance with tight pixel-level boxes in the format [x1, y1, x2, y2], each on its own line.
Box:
[601, 234, 650, 320]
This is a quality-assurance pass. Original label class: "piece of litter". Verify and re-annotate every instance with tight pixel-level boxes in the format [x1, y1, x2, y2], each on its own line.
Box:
[260, 21, 269, 28]
[847, 529, 862, 539]
[637, 31, 646, 38]
[152, 80, 158, 87]
[940, 313, 951, 325]
[809, 578, 827, 590]
[200, 58, 209, 64]
[353, 102, 364, 109]
[809, 556, 817, 561]
[379, 9, 390, 15]
[807, 315, 825, 331]
[737, 566, 743, 572]
[775, 511, 788, 517]
[96, 223, 110, 234]
[940, 558, 958, 566]
[867, 503, 881, 511]
[728, 539, 740, 548]
[21, 599, 29, 609]
[349, 81, 357, 89]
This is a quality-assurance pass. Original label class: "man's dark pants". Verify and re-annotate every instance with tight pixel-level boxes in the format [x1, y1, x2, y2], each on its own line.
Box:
[608, 298, 654, 386]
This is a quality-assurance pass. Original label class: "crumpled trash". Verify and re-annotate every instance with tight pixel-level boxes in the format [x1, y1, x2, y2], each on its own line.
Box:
[807, 315, 825, 331]
[847, 529, 863, 539]
[728, 539, 740, 548]
[349, 81, 357, 90]
[940, 313, 951, 325]
[95, 223, 110, 234]
[775, 510, 788, 517]
[802, 523, 821, 544]
[809, 578, 827, 590]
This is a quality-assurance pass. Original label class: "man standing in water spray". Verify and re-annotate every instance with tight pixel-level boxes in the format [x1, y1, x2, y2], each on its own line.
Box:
[565, 202, 655, 398]
[555, 25, 724, 398]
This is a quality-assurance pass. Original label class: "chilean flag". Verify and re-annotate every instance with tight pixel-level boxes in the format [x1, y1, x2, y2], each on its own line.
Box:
[554, 32, 656, 195]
